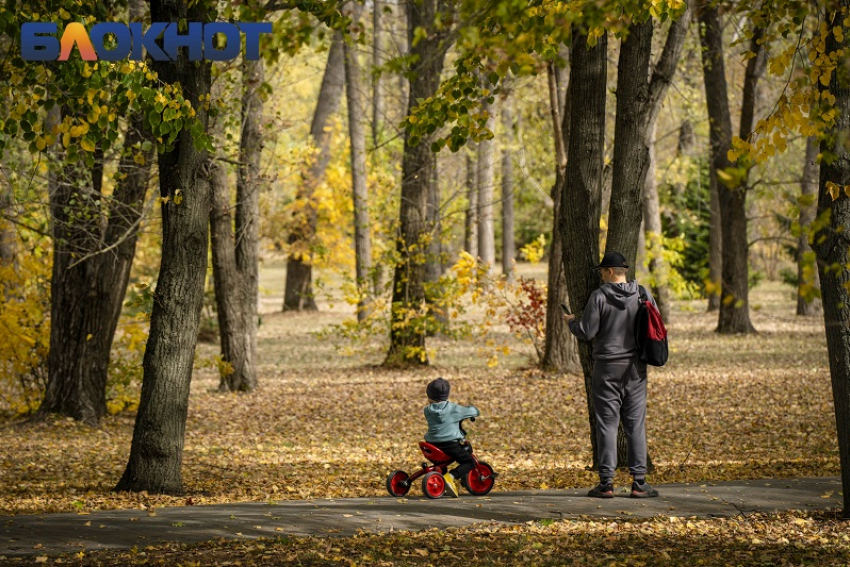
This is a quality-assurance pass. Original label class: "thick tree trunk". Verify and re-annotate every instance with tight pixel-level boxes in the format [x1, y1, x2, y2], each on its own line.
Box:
[560, 28, 607, 465]
[477, 94, 496, 272]
[798, 136, 822, 316]
[283, 33, 345, 312]
[371, 0, 385, 148]
[116, 0, 211, 494]
[815, 0, 850, 517]
[344, 6, 374, 321]
[385, 0, 450, 366]
[698, 2, 756, 333]
[500, 98, 515, 281]
[464, 152, 478, 257]
[606, 19, 653, 273]
[542, 60, 580, 373]
[43, 121, 107, 425]
[41, 78, 154, 425]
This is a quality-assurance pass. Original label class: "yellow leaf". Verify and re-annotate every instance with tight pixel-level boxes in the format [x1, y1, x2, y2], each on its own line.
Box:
[35, 137, 46, 151]
[826, 181, 841, 201]
[80, 138, 96, 152]
[727, 149, 738, 162]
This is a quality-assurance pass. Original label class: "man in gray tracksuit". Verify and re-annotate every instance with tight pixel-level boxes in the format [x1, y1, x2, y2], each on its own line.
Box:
[565, 251, 660, 499]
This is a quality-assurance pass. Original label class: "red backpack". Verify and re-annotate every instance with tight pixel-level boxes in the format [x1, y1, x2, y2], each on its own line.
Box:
[635, 286, 668, 366]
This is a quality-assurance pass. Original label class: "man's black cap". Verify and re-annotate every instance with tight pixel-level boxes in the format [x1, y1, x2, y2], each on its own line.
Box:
[595, 251, 629, 269]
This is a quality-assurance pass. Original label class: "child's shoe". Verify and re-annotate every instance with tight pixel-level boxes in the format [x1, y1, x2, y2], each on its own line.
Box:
[443, 473, 460, 498]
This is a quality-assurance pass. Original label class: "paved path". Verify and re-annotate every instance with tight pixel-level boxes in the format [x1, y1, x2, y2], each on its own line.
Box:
[0, 477, 843, 559]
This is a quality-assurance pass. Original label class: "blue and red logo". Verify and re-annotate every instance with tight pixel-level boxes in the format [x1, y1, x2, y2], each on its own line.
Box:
[21, 22, 272, 61]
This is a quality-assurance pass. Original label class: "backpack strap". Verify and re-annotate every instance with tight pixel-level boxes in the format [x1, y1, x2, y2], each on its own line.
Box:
[637, 284, 649, 302]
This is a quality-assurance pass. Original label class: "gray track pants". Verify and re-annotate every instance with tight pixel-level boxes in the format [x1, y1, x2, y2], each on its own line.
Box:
[591, 357, 648, 481]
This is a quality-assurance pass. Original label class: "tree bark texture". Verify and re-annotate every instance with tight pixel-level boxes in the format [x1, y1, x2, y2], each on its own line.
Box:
[372, 0, 385, 147]
[560, 28, 607, 464]
[500, 98, 515, 281]
[344, 6, 374, 321]
[41, 72, 154, 425]
[643, 123, 671, 322]
[116, 0, 211, 494]
[464, 152, 478, 257]
[212, 57, 264, 393]
[0, 171, 14, 266]
[477, 94, 496, 271]
[708, 165, 722, 311]
[542, 60, 580, 373]
[606, 19, 653, 275]
[284, 33, 345, 312]
[209, 165, 249, 393]
[385, 0, 450, 365]
[698, 2, 756, 333]
[798, 136, 822, 316]
[815, 3, 850, 517]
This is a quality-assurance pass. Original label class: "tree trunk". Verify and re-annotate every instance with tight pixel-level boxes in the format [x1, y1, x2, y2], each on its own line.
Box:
[643, 122, 671, 321]
[116, 0, 211, 494]
[815, 0, 850, 518]
[707, 165, 722, 311]
[464, 151, 478, 257]
[477, 94, 496, 272]
[500, 97, 515, 281]
[542, 59, 580, 373]
[212, 57, 264, 393]
[605, 19, 653, 273]
[0, 170, 14, 267]
[283, 33, 345, 312]
[43, 106, 107, 425]
[371, 0, 385, 148]
[797, 136, 822, 316]
[40, 60, 154, 425]
[698, 2, 756, 333]
[344, 5, 374, 321]
[560, 27, 607, 465]
[209, 165, 248, 392]
[385, 0, 451, 366]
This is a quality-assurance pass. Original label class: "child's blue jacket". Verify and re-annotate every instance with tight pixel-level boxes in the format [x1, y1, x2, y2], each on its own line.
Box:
[424, 401, 480, 443]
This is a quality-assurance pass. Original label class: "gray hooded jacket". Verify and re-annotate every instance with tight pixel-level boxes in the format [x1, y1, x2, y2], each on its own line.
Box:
[568, 281, 657, 361]
[423, 401, 480, 443]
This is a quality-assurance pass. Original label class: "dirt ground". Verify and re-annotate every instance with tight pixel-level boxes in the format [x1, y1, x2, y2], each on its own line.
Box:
[0, 264, 836, 516]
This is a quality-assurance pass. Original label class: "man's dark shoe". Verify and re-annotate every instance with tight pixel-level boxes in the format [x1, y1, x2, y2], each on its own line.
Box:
[631, 480, 659, 498]
[588, 482, 614, 498]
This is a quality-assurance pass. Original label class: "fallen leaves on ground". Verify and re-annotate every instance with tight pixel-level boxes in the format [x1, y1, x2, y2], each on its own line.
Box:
[34, 510, 850, 566]
[0, 282, 838, 517]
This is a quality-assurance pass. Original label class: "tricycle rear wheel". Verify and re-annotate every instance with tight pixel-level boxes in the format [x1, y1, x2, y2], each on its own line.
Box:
[422, 471, 446, 499]
[386, 470, 411, 497]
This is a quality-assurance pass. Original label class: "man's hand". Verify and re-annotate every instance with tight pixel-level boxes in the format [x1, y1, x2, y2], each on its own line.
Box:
[563, 314, 575, 322]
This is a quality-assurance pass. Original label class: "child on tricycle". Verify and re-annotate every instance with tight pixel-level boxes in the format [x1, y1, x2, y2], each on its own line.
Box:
[386, 377, 496, 499]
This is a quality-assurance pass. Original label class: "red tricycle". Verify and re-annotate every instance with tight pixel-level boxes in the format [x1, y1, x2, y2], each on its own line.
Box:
[385, 419, 496, 499]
